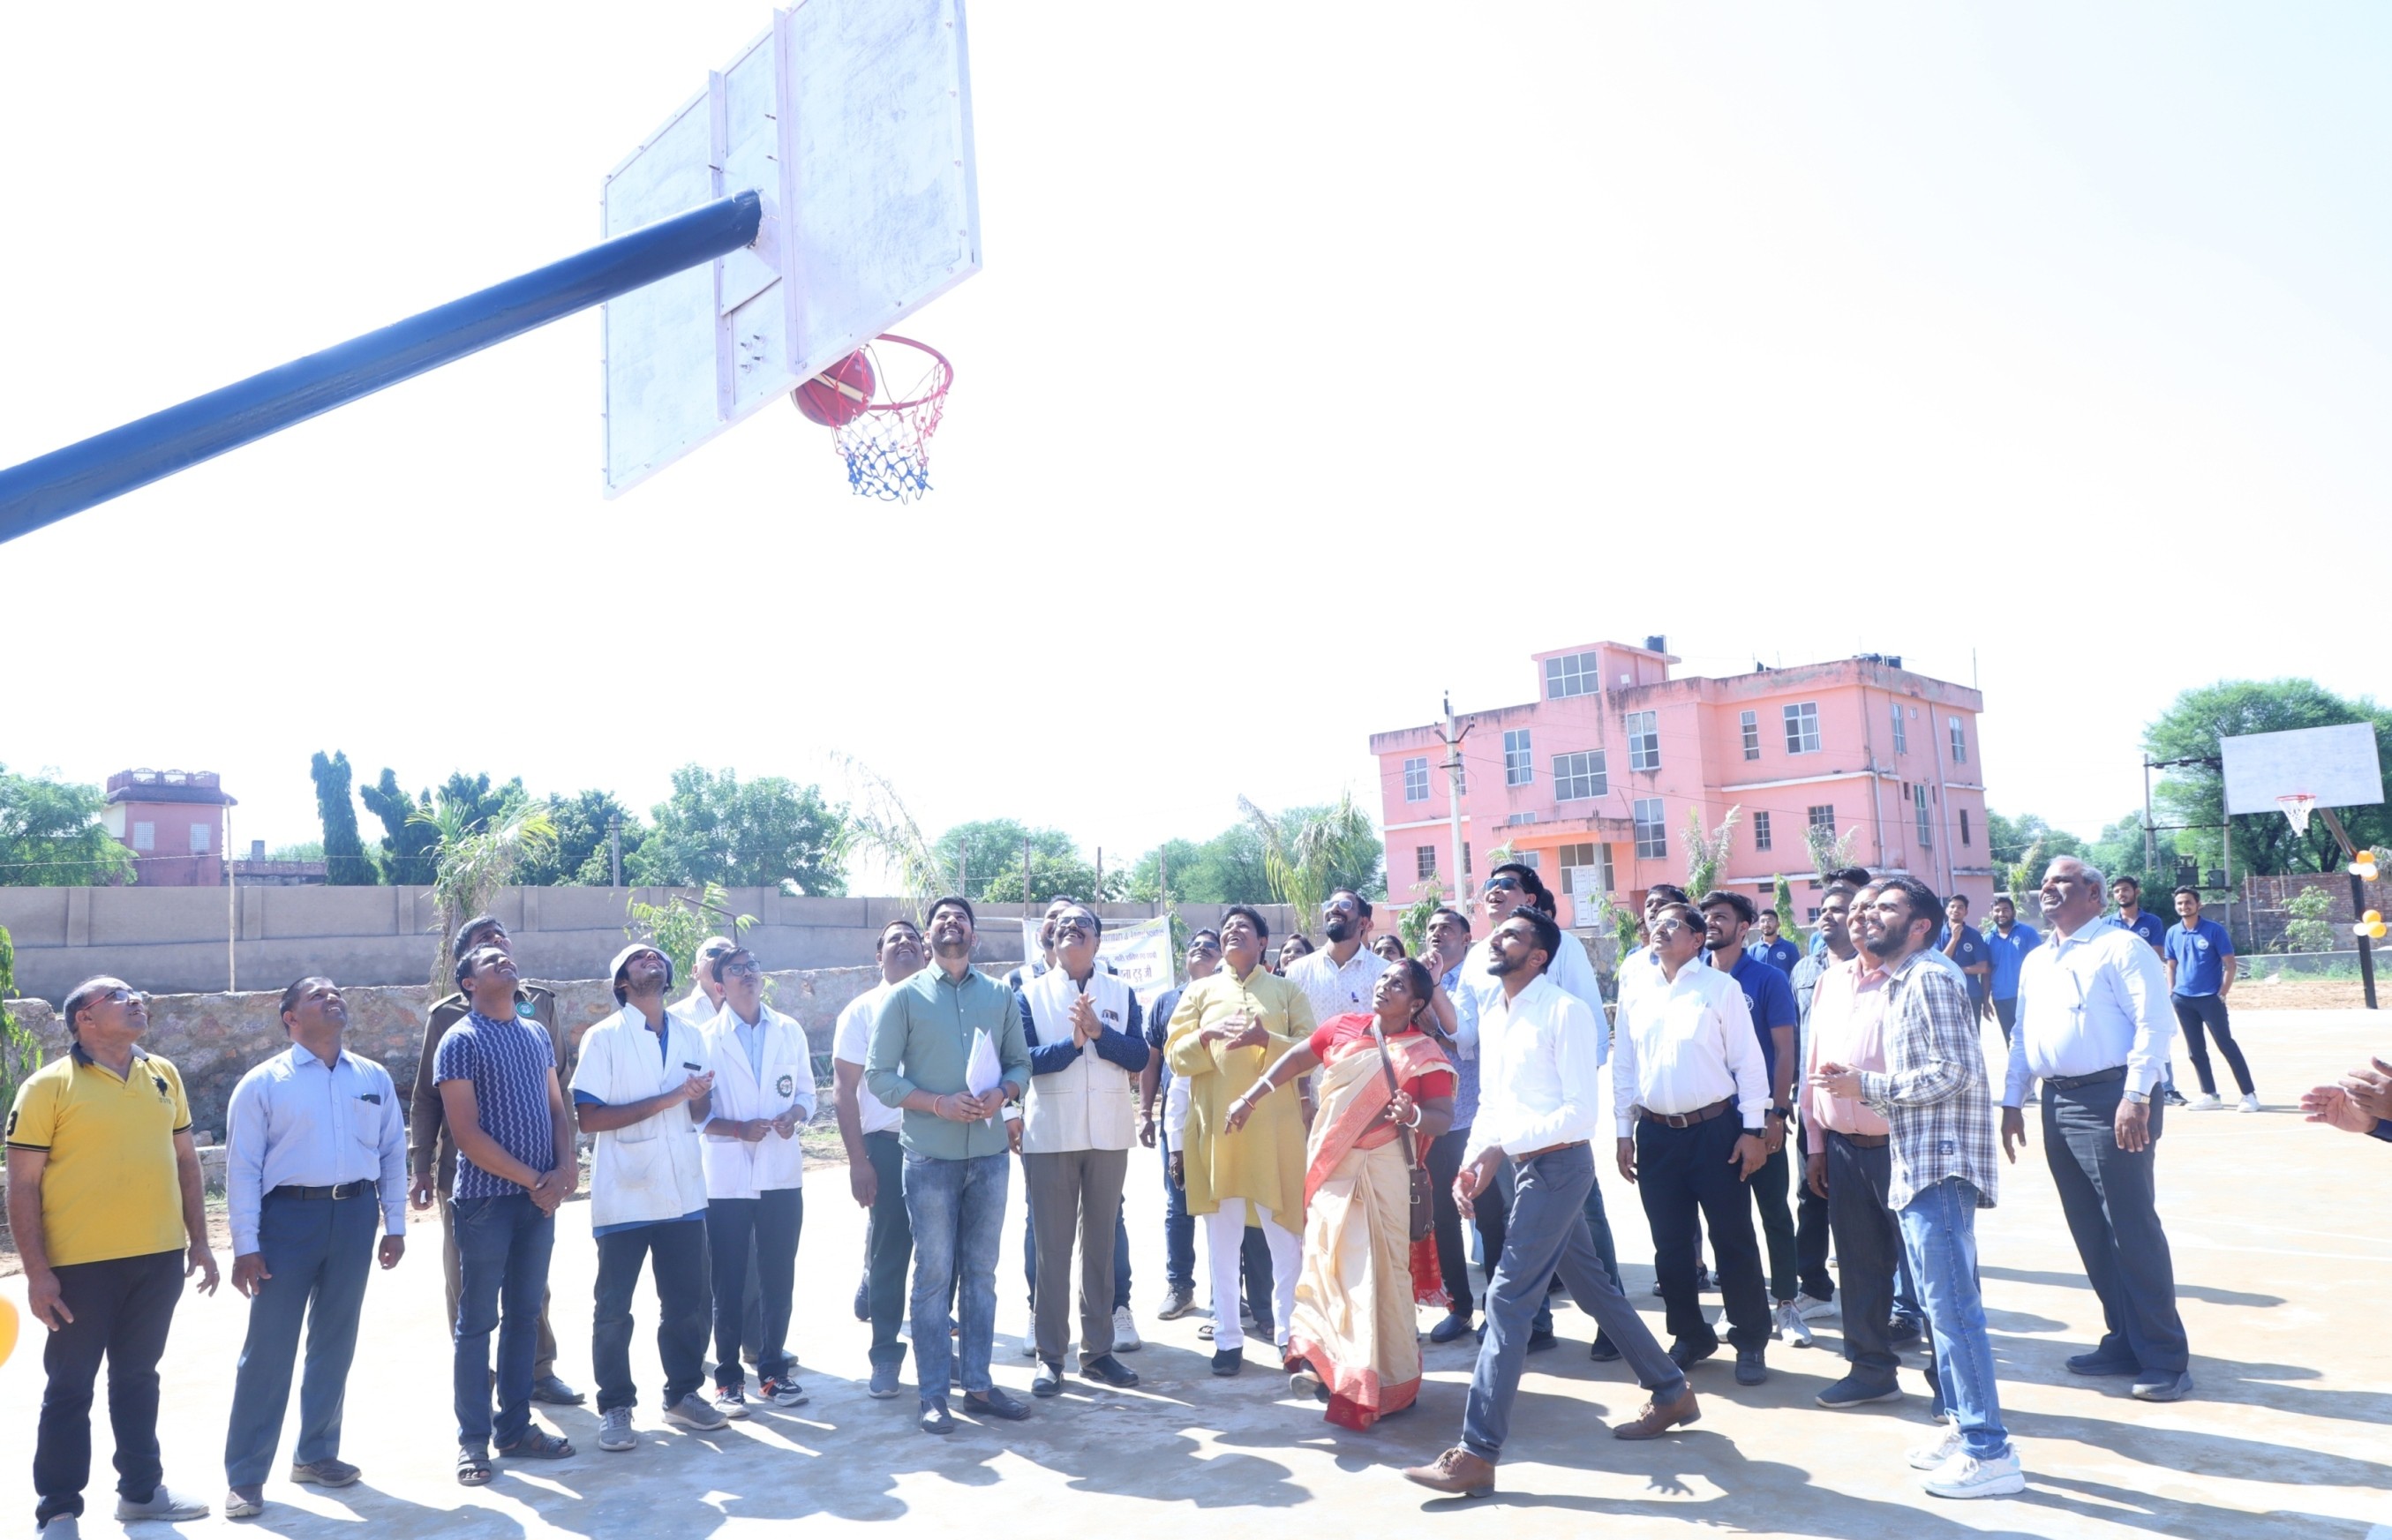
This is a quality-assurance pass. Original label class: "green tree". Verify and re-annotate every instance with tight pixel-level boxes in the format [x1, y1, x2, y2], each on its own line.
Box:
[625, 882, 758, 984]
[1126, 826, 1275, 905]
[1683, 805, 1742, 898]
[1238, 792, 1386, 930]
[632, 765, 848, 894]
[309, 752, 375, 885]
[2148, 680, 2392, 876]
[982, 847, 1125, 905]
[360, 770, 438, 884]
[933, 821, 1078, 902]
[0, 920, 37, 1124]
[0, 766, 137, 887]
[1985, 811, 2087, 875]
[1802, 817, 1862, 883]
[417, 796, 556, 995]
[517, 790, 645, 886]
[1771, 873, 1797, 938]
[2281, 886, 2335, 954]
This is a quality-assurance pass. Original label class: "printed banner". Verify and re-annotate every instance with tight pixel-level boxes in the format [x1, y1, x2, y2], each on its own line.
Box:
[1019, 914, 1176, 1007]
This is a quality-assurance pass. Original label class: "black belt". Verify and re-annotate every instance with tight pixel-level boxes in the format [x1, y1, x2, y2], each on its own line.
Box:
[1634, 1096, 1736, 1130]
[2044, 1067, 2125, 1093]
[1828, 1129, 1890, 1149]
[267, 1180, 376, 1201]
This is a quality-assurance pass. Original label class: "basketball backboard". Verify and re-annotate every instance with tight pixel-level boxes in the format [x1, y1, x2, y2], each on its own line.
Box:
[600, 0, 981, 497]
[2219, 723, 2386, 815]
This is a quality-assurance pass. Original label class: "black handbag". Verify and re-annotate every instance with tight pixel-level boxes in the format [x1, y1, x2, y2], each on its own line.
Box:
[1367, 1019, 1435, 1243]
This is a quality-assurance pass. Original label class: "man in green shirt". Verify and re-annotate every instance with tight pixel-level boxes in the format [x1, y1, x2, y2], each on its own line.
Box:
[866, 897, 1031, 1434]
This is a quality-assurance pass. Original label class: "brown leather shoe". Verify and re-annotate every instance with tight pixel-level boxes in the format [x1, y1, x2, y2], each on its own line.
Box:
[1403, 1446, 1495, 1498]
[1613, 1382, 1701, 1440]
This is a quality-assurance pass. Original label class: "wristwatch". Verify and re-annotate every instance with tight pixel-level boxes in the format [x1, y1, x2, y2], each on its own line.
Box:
[2122, 1090, 2149, 1107]
[1767, 1105, 1792, 1121]
[1000, 1101, 1022, 1123]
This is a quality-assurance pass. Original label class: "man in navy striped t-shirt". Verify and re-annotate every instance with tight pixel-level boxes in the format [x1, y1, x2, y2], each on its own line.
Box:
[433, 946, 579, 1483]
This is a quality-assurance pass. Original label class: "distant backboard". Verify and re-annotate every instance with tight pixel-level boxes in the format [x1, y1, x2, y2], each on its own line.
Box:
[600, 0, 981, 497]
[2220, 723, 2386, 815]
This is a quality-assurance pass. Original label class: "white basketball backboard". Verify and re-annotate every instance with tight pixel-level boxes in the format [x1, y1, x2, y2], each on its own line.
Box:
[600, 0, 981, 497]
[2219, 723, 2386, 815]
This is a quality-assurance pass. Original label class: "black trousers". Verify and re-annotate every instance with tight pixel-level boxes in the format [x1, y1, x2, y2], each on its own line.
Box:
[593, 1219, 713, 1413]
[2044, 1078, 2189, 1372]
[706, 1189, 802, 1386]
[1794, 1116, 1832, 1301]
[1636, 1114, 1771, 1351]
[34, 1250, 183, 1523]
[863, 1131, 914, 1371]
[1427, 1126, 1508, 1315]
[1824, 1132, 1903, 1384]
[2170, 995, 2254, 1097]
[1749, 1146, 1799, 1302]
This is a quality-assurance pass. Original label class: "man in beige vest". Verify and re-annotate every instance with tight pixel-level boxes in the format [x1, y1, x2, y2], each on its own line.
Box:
[1015, 904, 1147, 1395]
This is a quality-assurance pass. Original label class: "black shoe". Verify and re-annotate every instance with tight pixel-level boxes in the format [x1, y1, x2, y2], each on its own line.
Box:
[1651, 1278, 1666, 1296]
[1429, 1311, 1475, 1345]
[1546, 1275, 1566, 1295]
[1667, 1338, 1719, 1371]
[1734, 1348, 1767, 1386]
[1696, 1266, 1718, 1294]
[965, 1387, 1031, 1422]
[2131, 1369, 2193, 1402]
[1587, 1333, 1622, 1363]
[853, 1278, 870, 1322]
[1525, 1326, 1557, 1354]
[1884, 1316, 1924, 1350]
[1032, 1360, 1064, 1398]
[919, 1399, 954, 1436]
[1211, 1348, 1244, 1377]
[529, 1375, 585, 1407]
[1080, 1354, 1140, 1389]
[2162, 1086, 2189, 1108]
[2066, 1348, 2140, 1377]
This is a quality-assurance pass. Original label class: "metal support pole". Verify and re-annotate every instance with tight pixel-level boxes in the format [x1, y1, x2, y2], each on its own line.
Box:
[1442, 694, 1469, 905]
[2142, 759, 2158, 877]
[0, 192, 764, 544]
[2320, 808, 2378, 1010]
[609, 817, 623, 889]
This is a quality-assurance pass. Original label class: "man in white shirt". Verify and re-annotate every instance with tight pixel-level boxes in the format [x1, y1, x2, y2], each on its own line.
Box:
[671, 937, 738, 1030]
[832, 919, 927, 1401]
[2000, 858, 2192, 1402]
[1613, 903, 1774, 1387]
[571, 945, 726, 1450]
[696, 948, 816, 1418]
[1285, 890, 1385, 1025]
[1403, 910, 1695, 1499]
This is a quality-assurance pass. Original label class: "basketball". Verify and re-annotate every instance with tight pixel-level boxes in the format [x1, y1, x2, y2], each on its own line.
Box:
[792, 349, 876, 427]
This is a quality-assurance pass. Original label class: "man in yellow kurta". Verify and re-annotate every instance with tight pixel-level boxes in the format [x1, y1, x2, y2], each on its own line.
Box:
[1168, 905, 1316, 1374]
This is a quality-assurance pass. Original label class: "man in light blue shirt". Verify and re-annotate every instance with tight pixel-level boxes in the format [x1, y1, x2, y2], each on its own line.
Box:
[220, 979, 408, 1517]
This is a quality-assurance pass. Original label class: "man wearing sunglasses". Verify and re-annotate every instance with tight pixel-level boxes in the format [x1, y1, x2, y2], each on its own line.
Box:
[11, 979, 218, 1535]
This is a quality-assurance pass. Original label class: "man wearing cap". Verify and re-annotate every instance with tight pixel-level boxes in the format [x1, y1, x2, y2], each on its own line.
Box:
[434, 946, 579, 1484]
[833, 919, 929, 1400]
[573, 944, 725, 1449]
[407, 914, 579, 1408]
[220, 978, 408, 1518]
[868, 897, 1034, 1434]
[10, 978, 219, 1536]
[696, 946, 816, 1417]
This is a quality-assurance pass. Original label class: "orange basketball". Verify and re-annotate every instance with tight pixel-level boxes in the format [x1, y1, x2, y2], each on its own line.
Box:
[792, 350, 876, 427]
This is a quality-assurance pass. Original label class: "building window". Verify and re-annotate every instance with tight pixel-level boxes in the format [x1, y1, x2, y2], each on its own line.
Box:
[1753, 811, 1773, 852]
[1503, 728, 1533, 786]
[1416, 845, 1437, 880]
[1514, 850, 1540, 869]
[1960, 808, 1973, 845]
[1463, 842, 1472, 876]
[1783, 701, 1821, 755]
[1807, 803, 1836, 833]
[132, 821, 155, 852]
[1558, 841, 1615, 897]
[1403, 755, 1429, 803]
[1506, 812, 1538, 827]
[189, 823, 212, 854]
[1545, 650, 1599, 700]
[1914, 783, 1934, 847]
[1633, 798, 1667, 859]
[1805, 905, 1821, 922]
[1553, 749, 1606, 801]
[1626, 710, 1660, 771]
[1892, 701, 1907, 755]
[1740, 710, 1760, 761]
[1948, 716, 1967, 764]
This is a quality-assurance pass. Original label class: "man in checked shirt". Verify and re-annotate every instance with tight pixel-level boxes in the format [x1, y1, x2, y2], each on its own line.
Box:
[1815, 875, 2021, 1500]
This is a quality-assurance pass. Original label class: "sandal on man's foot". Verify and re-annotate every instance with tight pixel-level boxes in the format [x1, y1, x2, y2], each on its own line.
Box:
[496, 1429, 575, 1461]
[455, 1446, 493, 1486]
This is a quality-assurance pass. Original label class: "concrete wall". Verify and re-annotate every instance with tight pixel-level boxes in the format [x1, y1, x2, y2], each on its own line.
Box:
[0, 887, 1291, 1003]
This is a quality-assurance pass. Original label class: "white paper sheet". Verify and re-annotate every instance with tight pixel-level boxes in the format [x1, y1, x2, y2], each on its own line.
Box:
[965, 1027, 1004, 1108]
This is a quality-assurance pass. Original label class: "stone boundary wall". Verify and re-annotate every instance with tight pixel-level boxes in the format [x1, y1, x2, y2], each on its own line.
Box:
[0, 887, 1291, 1003]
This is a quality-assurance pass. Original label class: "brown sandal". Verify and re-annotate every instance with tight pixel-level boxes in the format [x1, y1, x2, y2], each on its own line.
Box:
[455, 1446, 493, 1486]
[496, 1429, 575, 1461]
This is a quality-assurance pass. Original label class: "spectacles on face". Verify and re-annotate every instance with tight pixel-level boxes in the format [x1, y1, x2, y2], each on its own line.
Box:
[1187, 941, 1221, 958]
[1054, 916, 1096, 938]
[97, 988, 147, 1007]
[720, 962, 763, 980]
[1651, 919, 1695, 942]
[1483, 876, 1523, 895]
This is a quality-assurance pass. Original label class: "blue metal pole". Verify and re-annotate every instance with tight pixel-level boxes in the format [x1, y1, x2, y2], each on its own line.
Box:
[0, 190, 763, 547]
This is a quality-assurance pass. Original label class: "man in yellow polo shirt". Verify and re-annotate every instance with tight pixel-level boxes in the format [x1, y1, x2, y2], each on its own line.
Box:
[1166, 905, 1316, 1377]
[6, 977, 220, 1537]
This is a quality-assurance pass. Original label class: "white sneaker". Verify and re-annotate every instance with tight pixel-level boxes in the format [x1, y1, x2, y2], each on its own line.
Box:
[1019, 1311, 1042, 1357]
[597, 1408, 636, 1452]
[1794, 1292, 1836, 1322]
[115, 1488, 208, 1521]
[1923, 1448, 2025, 1499]
[711, 1384, 749, 1420]
[2238, 1093, 2261, 1113]
[1113, 1304, 1142, 1352]
[2190, 1093, 2223, 1110]
[1907, 1422, 1964, 1471]
[1772, 1298, 1816, 1348]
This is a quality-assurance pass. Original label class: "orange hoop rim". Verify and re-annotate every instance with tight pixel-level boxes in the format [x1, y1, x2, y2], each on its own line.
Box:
[849, 334, 952, 416]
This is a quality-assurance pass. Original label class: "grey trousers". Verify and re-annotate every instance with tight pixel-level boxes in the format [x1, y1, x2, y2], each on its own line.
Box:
[2044, 1078, 2189, 1372]
[1024, 1147, 1129, 1363]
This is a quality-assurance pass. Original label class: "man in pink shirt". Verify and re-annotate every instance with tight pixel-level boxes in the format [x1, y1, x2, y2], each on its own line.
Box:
[1802, 882, 1908, 1410]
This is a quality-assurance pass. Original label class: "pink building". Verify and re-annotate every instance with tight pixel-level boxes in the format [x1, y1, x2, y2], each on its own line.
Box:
[1369, 641, 1992, 935]
[102, 769, 237, 887]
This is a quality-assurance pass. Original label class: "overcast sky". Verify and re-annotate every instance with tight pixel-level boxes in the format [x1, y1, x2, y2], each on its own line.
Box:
[4, 3, 2386, 866]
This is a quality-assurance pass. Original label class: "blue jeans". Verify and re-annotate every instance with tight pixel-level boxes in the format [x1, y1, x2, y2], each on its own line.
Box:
[905, 1151, 1008, 1404]
[1899, 1177, 2009, 1461]
[449, 1194, 554, 1448]
[223, 1192, 378, 1484]
[1160, 1132, 1195, 1292]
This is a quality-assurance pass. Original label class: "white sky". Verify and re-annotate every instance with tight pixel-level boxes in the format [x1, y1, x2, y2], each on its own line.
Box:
[4, 3, 2387, 863]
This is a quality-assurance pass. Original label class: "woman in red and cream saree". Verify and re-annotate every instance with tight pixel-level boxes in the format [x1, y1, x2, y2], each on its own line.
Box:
[1224, 958, 1456, 1430]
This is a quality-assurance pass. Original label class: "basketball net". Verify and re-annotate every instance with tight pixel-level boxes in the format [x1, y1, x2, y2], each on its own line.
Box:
[2277, 793, 2316, 834]
[830, 334, 952, 503]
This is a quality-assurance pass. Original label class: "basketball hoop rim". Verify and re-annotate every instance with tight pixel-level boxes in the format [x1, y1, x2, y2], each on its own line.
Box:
[849, 334, 952, 416]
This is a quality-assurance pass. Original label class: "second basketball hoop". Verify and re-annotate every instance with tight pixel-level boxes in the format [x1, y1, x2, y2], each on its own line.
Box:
[794, 334, 952, 503]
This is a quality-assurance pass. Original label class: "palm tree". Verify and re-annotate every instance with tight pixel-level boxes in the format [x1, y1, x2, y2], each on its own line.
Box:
[1682, 805, 1743, 900]
[416, 798, 557, 995]
[824, 752, 948, 913]
[1237, 791, 1383, 933]
[1803, 819, 1862, 885]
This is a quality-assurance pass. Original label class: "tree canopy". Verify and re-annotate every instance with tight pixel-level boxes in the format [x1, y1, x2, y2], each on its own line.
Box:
[518, 789, 646, 886]
[0, 764, 132, 886]
[630, 765, 847, 894]
[310, 751, 374, 885]
[2148, 679, 2392, 876]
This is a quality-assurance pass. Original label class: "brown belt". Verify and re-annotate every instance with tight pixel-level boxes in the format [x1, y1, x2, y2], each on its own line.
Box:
[1633, 1096, 1735, 1131]
[1514, 1139, 1588, 1161]
[1828, 1129, 1890, 1150]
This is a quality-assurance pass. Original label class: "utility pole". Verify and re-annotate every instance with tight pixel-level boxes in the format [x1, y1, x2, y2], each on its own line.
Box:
[2142, 758, 2158, 876]
[1094, 846, 1103, 902]
[225, 807, 237, 993]
[1437, 693, 1471, 905]
[608, 816, 622, 888]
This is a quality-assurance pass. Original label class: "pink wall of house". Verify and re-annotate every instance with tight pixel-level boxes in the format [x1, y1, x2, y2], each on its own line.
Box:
[102, 769, 234, 887]
[1371, 642, 1992, 934]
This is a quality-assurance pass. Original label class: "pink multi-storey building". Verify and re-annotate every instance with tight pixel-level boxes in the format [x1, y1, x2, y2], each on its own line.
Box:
[1369, 640, 1992, 935]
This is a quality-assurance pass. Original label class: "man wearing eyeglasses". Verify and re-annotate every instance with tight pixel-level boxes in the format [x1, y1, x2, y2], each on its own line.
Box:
[10, 979, 219, 1536]
[833, 920, 929, 1400]
[696, 948, 816, 1417]
[1140, 929, 1219, 1322]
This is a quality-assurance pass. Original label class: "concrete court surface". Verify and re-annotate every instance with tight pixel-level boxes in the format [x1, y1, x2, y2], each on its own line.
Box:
[3, 1007, 2388, 1540]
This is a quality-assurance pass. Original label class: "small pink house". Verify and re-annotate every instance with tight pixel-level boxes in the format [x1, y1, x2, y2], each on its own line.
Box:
[102, 769, 237, 887]
[1369, 642, 1993, 934]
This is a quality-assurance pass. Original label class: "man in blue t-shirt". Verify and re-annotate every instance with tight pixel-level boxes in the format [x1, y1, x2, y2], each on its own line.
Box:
[1699, 890, 1808, 1342]
[2165, 887, 2255, 1112]
[1749, 910, 1802, 976]
[1981, 896, 2041, 1046]
[1937, 896, 1993, 1018]
[2112, 875, 2185, 1104]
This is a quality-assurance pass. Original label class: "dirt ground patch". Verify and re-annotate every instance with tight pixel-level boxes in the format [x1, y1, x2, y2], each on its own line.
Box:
[2233, 977, 2383, 1011]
